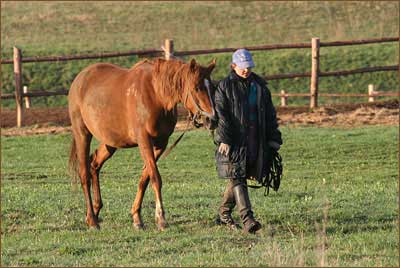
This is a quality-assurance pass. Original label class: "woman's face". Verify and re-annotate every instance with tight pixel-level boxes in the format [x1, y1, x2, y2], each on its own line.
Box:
[232, 64, 252, 79]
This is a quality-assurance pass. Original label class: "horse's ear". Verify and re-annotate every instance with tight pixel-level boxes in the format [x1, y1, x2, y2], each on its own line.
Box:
[189, 58, 197, 72]
[208, 58, 216, 73]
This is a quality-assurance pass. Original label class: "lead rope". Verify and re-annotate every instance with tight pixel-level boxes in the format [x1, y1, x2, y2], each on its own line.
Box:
[161, 87, 192, 160]
[248, 151, 283, 196]
[161, 115, 191, 160]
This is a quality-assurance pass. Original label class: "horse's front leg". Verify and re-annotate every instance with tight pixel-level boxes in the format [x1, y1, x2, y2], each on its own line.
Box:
[133, 134, 168, 230]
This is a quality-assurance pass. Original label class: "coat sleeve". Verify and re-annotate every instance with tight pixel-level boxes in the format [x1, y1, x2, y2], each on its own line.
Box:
[214, 80, 234, 145]
[265, 86, 283, 145]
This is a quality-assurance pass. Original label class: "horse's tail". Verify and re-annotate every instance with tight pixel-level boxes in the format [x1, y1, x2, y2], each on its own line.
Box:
[68, 136, 79, 186]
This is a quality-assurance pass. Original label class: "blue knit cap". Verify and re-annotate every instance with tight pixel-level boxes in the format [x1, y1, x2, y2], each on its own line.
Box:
[232, 49, 255, 69]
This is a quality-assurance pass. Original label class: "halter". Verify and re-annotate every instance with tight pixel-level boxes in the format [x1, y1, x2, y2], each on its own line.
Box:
[183, 79, 215, 127]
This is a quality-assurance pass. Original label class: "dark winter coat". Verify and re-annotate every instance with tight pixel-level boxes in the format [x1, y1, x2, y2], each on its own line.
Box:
[214, 70, 282, 180]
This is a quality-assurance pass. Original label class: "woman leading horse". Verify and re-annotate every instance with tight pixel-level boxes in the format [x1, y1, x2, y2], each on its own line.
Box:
[68, 58, 216, 230]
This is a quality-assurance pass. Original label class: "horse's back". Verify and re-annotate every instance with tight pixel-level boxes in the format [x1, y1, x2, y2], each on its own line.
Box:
[70, 63, 126, 92]
[69, 60, 154, 99]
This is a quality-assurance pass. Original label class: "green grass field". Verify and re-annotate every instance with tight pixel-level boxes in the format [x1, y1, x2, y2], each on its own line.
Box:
[1, 1, 398, 107]
[1, 126, 398, 266]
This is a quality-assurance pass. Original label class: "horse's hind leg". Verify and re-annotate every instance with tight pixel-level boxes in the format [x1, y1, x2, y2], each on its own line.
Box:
[131, 139, 168, 230]
[131, 167, 150, 230]
[90, 144, 116, 220]
[70, 114, 98, 228]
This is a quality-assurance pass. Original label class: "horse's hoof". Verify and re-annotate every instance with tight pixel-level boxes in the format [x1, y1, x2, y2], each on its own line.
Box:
[89, 224, 100, 230]
[86, 218, 100, 229]
[133, 223, 145, 230]
[87, 222, 100, 230]
[157, 221, 168, 231]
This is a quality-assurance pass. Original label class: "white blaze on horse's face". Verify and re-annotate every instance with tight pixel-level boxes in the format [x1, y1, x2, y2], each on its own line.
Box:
[204, 78, 215, 114]
[205, 79, 213, 90]
[204, 79, 210, 90]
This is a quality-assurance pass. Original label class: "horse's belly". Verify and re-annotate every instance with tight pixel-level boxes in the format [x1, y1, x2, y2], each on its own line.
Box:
[87, 120, 138, 148]
[95, 127, 138, 148]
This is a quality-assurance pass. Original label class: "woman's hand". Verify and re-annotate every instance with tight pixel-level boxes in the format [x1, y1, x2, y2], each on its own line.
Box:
[218, 143, 230, 156]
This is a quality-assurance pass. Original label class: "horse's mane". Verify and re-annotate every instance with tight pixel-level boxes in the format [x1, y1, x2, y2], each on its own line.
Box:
[151, 58, 200, 110]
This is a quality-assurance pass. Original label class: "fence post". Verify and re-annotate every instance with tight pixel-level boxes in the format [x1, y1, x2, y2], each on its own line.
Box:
[368, 84, 375, 102]
[23, 86, 31, 109]
[280, 90, 287, 107]
[310, 37, 320, 108]
[164, 39, 174, 60]
[13, 47, 24, 127]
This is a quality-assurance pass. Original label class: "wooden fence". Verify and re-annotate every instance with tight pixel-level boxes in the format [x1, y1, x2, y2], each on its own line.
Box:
[1, 37, 399, 127]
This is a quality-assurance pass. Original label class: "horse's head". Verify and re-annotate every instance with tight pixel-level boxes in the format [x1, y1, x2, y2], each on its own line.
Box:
[182, 58, 217, 130]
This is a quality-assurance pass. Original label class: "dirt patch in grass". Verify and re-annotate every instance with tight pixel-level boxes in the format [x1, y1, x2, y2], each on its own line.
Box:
[276, 99, 399, 128]
[1, 99, 398, 137]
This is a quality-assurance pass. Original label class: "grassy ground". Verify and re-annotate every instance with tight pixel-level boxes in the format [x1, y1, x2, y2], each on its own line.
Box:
[1, 1, 398, 107]
[1, 126, 398, 266]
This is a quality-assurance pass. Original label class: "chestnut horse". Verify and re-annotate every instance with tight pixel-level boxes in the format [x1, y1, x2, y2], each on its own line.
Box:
[68, 58, 216, 230]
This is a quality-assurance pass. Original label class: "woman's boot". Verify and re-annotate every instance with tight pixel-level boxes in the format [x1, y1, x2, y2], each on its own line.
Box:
[216, 180, 239, 229]
[232, 182, 261, 234]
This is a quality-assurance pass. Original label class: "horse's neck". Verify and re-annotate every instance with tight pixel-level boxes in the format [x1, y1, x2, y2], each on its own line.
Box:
[158, 92, 180, 111]
[152, 67, 185, 111]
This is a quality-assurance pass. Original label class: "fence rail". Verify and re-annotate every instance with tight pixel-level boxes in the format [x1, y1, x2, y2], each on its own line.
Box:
[0, 49, 163, 64]
[1, 37, 398, 127]
[276, 83, 398, 107]
[1, 37, 398, 64]
[275, 91, 399, 98]
[266, 65, 399, 80]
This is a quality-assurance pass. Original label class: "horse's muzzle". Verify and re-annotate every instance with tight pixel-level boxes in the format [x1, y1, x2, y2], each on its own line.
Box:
[189, 112, 216, 130]
[203, 116, 217, 130]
